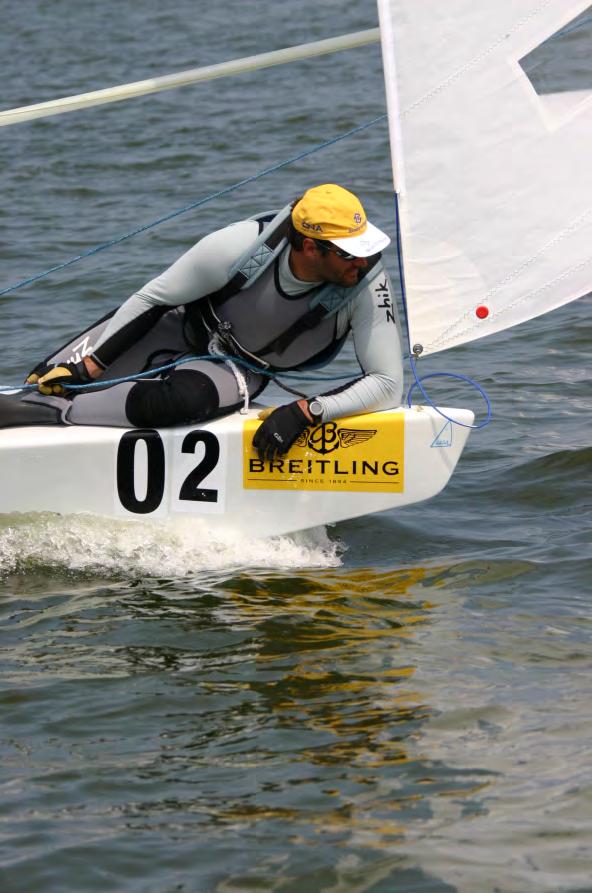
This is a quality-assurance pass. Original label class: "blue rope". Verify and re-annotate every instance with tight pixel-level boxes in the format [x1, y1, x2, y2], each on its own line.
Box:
[0, 114, 389, 393]
[0, 110, 490, 426]
[406, 358, 492, 430]
[0, 354, 353, 393]
[64, 355, 355, 389]
[392, 193, 492, 430]
[0, 114, 387, 299]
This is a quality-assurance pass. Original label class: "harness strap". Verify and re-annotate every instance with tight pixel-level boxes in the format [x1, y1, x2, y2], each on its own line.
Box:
[254, 256, 384, 357]
[215, 204, 292, 306]
[193, 208, 386, 369]
[252, 304, 327, 357]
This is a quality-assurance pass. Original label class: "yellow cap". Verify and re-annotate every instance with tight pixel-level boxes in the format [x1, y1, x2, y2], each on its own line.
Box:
[291, 184, 390, 258]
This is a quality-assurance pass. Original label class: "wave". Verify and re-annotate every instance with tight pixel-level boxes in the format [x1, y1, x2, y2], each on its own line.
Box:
[0, 513, 344, 578]
[518, 444, 592, 475]
[479, 445, 592, 507]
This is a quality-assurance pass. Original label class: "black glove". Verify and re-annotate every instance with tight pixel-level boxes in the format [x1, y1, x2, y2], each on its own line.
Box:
[252, 402, 310, 461]
[25, 362, 53, 385]
[28, 360, 93, 396]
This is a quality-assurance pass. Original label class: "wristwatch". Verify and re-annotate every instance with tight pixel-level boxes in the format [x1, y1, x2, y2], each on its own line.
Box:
[307, 398, 324, 425]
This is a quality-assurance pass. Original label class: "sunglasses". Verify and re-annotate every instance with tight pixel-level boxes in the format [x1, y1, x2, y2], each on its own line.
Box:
[313, 240, 357, 262]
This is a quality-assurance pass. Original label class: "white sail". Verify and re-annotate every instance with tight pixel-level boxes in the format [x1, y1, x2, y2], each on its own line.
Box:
[377, 0, 592, 356]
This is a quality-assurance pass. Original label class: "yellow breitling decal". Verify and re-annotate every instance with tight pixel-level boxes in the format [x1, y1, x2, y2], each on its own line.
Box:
[243, 411, 405, 492]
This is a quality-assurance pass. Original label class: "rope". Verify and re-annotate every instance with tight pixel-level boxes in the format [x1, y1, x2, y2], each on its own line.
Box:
[207, 334, 251, 413]
[0, 114, 386, 299]
[0, 355, 353, 393]
[1, 109, 492, 425]
[406, 358, 492, 430]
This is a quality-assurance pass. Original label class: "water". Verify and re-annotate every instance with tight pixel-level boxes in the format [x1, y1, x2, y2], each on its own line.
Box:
[1, 2, 591, 891]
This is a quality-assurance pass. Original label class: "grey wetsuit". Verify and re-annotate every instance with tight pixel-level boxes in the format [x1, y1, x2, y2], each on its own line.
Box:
[44, 217, 404, 427]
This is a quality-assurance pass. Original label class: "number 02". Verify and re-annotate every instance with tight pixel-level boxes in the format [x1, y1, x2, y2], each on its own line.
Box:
[116, 429, 220, 513]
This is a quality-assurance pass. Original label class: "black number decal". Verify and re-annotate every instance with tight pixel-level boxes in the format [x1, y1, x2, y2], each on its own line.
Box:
[179, 430, 220, 503]
[117, 430, 165, 514]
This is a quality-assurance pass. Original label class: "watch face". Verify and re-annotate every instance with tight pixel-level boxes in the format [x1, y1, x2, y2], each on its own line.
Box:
[309, 400, 323, 420]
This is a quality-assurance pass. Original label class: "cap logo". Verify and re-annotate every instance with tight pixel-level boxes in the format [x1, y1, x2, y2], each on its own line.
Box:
[347, 216, 367, 234]
[301, 220, 323, 233]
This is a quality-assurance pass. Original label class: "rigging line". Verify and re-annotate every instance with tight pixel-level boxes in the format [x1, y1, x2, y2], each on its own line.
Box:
[406, 360, 492, 431]
[0, 114, 387, 299]
[0, 29, 380, 128]
[0, 355, 355, 393]
[393, 195, 492, 430]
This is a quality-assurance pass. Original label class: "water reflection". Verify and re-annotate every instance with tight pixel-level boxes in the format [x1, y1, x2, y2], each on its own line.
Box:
[170, 565, 493, 860]
[0, 562, 499, 892]
[218, 570, 427, 769]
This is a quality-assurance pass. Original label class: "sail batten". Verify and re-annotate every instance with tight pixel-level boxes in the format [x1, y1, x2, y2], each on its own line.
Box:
[378, 0, 592, 355]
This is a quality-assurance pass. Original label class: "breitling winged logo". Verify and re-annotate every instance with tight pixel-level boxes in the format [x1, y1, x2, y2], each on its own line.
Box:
[338, 428, 377, 448]
[295, 422, 377, 455]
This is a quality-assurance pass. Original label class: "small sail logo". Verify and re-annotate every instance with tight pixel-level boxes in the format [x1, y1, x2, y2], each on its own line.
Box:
[431, 422, 453, 448]
[295, 422, 377, 455]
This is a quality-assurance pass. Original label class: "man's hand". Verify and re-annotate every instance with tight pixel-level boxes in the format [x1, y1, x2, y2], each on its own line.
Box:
[252, 401, 310, 461]
[25, 362, 53, 386]
[29, 360, 94, 396]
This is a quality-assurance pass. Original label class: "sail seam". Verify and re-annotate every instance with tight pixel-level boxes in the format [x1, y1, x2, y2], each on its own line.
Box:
[481, 207, 592, 302]
[426, 205, 592, 351]
[427, 253, 592, 353]
[498, 254, 592, 317]
[401, 0, 553, 118]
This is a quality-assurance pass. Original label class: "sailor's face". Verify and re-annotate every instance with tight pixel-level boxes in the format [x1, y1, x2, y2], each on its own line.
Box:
[317, 247, 368, 287]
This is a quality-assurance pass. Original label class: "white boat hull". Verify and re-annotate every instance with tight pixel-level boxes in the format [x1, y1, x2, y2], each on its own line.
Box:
[0, 405, 473, 537]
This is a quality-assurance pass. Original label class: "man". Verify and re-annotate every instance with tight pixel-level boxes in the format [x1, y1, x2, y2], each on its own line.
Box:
[28, 183, 404, 459]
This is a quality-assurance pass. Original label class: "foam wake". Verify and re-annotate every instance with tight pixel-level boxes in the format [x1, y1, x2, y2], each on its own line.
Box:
[0, 513, 344, 577]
